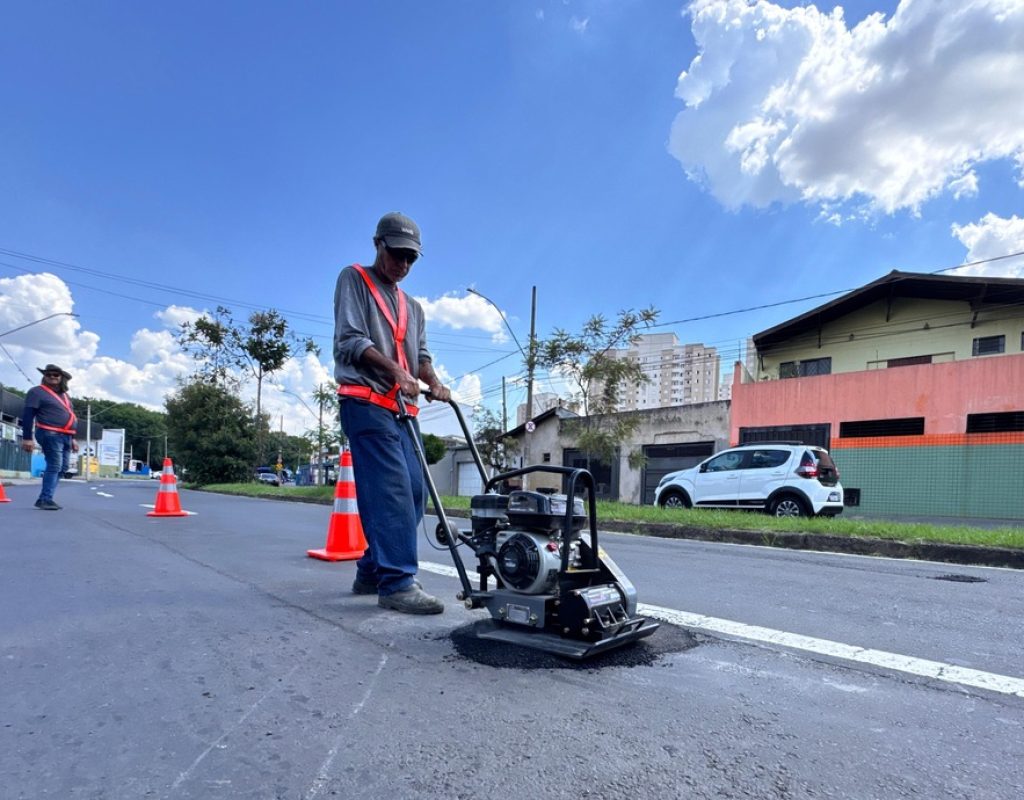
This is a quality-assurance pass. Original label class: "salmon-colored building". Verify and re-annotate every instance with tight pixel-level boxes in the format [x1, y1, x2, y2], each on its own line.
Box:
[731, 271, 1024, 520]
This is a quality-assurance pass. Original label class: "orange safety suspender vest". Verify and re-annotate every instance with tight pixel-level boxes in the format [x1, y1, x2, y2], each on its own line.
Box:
[35, 384, 78, 435]
[337, 264, 419, 417]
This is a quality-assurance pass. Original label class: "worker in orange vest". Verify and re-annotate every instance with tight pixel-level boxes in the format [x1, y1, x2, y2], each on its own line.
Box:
[333, 212, 451, 614]
[20, 364, 79, 511]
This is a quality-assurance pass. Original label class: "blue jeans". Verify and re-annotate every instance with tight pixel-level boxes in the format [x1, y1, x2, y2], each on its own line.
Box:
[340, 399, 425, 595]
[36, 429, 71, 503]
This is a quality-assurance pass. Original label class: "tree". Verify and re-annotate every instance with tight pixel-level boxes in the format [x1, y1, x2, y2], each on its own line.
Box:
[422, 433, 446, 465]
[178, 306, 318, 463]
[537, 307, 659, 470]
[473, 406, 519, 474]
[72, 398, 168, 471]
[165, 379, 258, 485]
[265, 431, 310, 471]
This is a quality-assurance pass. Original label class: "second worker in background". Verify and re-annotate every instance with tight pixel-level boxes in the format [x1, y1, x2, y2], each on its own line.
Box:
[333, 211, 452, 614]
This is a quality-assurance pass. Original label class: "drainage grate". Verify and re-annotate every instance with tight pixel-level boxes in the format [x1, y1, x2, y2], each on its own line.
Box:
[931, 574, 987, 583]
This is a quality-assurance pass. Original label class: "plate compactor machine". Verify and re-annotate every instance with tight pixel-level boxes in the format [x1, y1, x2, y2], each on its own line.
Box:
[401, 395, 659, 660]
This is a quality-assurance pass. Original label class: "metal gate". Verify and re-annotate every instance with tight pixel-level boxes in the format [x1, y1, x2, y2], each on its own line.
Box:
[456, 460, 483, 496]
[561, 449, 618, 501]
[641, 441, 715, 505]
[739, 423, 832, 449]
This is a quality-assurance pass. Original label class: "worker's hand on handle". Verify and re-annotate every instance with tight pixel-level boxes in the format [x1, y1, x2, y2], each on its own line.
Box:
[425, 381, 451, 403]
[391, 366, 422, 400]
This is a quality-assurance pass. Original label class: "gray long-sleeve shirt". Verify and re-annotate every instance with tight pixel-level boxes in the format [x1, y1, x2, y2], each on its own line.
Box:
[333, 264, 432, 402]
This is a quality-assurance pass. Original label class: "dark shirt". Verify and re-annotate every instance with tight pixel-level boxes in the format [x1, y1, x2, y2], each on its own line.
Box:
[21, 385, 76, 438]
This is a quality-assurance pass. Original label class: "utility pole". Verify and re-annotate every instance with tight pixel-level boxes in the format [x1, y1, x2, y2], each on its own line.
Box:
[85, 402, 92, 483]
[317, 394, 324, 487]
[523, 285, 537, 488]
[501, 376, 507, 432]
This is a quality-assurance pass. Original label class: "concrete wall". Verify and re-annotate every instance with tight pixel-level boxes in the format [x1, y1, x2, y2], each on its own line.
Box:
[731, 352, 1024, 442]
[601, 402, 730, 504]
[505, 402, 732, 504]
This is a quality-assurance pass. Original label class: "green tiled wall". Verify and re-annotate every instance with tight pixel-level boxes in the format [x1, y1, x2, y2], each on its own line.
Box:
[834, 444, 1024, 520]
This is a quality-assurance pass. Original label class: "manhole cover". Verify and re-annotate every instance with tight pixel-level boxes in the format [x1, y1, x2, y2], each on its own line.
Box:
[448, 621, 699, 669]
[931, 574, 987, 583]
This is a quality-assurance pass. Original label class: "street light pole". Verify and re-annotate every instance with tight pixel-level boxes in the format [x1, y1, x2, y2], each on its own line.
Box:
[0, 312, 78, 340]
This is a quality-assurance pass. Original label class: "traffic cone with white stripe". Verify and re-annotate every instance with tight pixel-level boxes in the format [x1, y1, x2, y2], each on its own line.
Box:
[307, 449, 367, 561]
[147, 457, 189, 517]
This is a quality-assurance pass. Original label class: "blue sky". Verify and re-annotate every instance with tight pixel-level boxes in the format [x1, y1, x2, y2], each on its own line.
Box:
[1, 0, 1022, 437]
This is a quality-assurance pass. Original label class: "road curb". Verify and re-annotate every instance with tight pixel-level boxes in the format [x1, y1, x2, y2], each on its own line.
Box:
[602, 520, 1024, 570]
[183, 489, 1024, 570]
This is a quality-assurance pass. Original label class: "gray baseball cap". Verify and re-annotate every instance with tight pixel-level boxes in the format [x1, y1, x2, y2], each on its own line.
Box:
[375, 212, 422, 254]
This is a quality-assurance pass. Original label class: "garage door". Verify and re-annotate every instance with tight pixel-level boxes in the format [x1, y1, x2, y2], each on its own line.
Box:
[456, 461, 484, 496]
[641, 441, 715, 505]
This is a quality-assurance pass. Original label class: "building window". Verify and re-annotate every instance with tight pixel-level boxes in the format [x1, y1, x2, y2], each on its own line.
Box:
[542, 452, 551, 463]
[972, 335, 1005, 356]
[779, 357, 832, 379]
[887, 355, 932, 368]
[966, 411, 1024, 434]
[839, 417, 925, 437]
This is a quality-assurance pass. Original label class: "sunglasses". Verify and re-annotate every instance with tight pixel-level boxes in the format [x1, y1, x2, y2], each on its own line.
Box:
[385, 246, 419, 265]
[44, 372, 62, 377]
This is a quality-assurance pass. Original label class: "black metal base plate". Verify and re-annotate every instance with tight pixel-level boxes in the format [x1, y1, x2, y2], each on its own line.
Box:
[468, 617, 659, 661]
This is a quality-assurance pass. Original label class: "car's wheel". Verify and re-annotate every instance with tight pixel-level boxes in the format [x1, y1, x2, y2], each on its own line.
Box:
[769, 494, 809, 518]
[659, 489, 691, 509]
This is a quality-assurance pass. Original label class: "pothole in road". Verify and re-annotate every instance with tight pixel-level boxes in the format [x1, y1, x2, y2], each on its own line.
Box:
[931, 573, 987, 583]
[447, 622, 699, 670]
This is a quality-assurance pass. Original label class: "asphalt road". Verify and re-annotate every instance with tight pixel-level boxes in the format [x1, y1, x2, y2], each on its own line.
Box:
[2, 479, 1023, 799]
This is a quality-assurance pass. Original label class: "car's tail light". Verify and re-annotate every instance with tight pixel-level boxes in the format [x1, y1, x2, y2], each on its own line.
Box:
[795, 453, 818, 479]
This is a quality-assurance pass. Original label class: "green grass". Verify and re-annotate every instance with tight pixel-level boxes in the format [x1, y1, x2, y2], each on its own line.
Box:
[189, 484, 1024, 550]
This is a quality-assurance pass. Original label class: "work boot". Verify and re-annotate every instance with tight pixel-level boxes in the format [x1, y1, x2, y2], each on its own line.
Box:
[351, 576, 379, 595]
[352, 578, 421, 595]
[378, 586, 444, 615]
[36, 499, 61, 510]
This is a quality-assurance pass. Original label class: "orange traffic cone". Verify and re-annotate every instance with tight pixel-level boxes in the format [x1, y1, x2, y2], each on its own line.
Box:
[0, 481, 11, 503]
[147, 458, 189, 517]
[307, 449, 367, 561]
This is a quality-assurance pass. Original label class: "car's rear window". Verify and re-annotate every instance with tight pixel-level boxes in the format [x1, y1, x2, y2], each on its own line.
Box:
[809, 450, 837, 469]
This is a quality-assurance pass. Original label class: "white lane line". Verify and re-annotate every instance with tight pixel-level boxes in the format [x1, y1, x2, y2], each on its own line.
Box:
[304, 652, 388, 799]
[418, 560, 1024, 699]
[96, 491, 114, 498]
[169, 664, 299, 795]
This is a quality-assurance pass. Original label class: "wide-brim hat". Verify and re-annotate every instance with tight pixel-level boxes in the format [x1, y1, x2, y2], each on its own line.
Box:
[38, 364, 72, 380]
[375, 211, 423, 254]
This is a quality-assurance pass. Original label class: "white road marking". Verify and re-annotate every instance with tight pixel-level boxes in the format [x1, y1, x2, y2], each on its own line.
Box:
[96, 491, 114, 498]
[305, 653, 388, 799]
[169, 664, 299, 795]
[418, 560, 1024, 699]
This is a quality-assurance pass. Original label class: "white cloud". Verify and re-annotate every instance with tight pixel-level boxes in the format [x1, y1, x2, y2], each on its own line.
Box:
[154, 304, 203, 329]
[571, 15, 590, 33]
[669, 0, 1024, 214]
[417, 291, 511, 344]
[0, 272, 342, 423]
[951, 213, 1024, 278]
[0, 272, 99, 377]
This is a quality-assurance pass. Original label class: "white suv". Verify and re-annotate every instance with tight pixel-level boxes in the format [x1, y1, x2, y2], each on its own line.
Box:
[654, 443, 844, 517]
